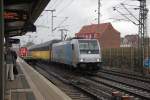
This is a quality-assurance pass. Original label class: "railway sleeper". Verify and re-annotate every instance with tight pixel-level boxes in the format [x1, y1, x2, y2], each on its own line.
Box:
[112, 91, 134, 100]
[75, 78, 134, 100]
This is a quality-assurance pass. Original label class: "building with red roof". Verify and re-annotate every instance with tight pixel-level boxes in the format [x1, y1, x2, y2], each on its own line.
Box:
[75, 23, 120, 48]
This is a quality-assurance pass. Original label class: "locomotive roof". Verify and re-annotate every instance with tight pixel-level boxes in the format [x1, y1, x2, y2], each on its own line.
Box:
[29, 39, 61, 50]
[53, 39, 98, 46]
[29, 39, 98, 50]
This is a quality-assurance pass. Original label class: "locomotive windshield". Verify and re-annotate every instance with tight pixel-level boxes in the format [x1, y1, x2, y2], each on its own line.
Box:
[78, 40, 99, 54]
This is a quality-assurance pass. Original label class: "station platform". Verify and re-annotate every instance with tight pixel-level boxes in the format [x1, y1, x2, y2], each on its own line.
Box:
[5, 57, 72, 100]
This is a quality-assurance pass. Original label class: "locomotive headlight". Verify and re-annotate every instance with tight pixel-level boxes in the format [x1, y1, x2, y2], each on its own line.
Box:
[80, 58, 84, 62]
[97, 58, 100, 62]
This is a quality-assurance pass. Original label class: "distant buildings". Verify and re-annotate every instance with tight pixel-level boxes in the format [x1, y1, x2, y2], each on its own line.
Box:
[75, 23, 120, 48]
[121, 34, 139, 47]
[121, 34, 150, 47]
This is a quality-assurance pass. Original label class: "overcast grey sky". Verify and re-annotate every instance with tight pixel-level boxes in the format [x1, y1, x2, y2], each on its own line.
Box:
[19, 0, 150, 45]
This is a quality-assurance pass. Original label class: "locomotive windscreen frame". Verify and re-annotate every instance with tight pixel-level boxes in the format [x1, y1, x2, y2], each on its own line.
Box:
[78, 40, 99, 54]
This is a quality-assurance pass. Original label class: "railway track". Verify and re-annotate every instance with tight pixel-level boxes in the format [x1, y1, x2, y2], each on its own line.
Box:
[28, 62, 150, 100]
[88, 76, 150, 99]
[96, 71, 150, 93]
[33, 62, 130, 100]
[34, 64, 94, 100]
[100, 69, 150, 83]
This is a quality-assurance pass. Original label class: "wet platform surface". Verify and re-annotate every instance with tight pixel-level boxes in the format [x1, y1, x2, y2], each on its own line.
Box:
[5, 57, 72, 100]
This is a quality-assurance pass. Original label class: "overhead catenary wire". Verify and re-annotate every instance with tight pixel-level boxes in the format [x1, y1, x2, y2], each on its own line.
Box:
[121, 3, 139, 22]
[43, 0, 72, 31]
[49, 0, 75, 31]
[39, 0, 73, 34]
[51, 0, 59, 8]
[113, 0, 129, 9]
[110, 0, 138, 22]
[57, 17, 68, 27]
[123, 3, 140, 7]
[113, 7, 139, 25]
[112, 0, 140, 25]
[52, 0, 64, 10]
[113, 0, 138, 10]
[56, 0, 75, 15]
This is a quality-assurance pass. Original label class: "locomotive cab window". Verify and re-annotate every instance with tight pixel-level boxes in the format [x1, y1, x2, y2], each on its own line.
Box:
[78, 40, 99, 54]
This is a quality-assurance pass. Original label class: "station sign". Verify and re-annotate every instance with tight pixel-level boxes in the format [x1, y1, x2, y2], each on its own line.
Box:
[23, 23, 36, 32]
[4, 10, 28, 21]
[144, 58, 150, 68]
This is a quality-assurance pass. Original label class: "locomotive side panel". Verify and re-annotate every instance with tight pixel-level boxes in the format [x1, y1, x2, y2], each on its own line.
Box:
[52, 42, 73, 66]
[64, 43, 73, 65]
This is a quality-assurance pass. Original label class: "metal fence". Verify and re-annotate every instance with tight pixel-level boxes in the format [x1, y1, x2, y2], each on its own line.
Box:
[102, 47, 150, 72]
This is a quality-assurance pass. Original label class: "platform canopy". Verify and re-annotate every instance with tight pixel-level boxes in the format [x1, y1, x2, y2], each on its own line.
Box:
[4, 0, 51, 37]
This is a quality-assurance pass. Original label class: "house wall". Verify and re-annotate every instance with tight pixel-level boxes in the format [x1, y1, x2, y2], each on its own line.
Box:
[99, 25, 120, 48]
[76, 24, 120, 49]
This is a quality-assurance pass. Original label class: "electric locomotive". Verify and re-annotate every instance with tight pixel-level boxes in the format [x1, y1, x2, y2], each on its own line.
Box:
[52, 39, 102, 70]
